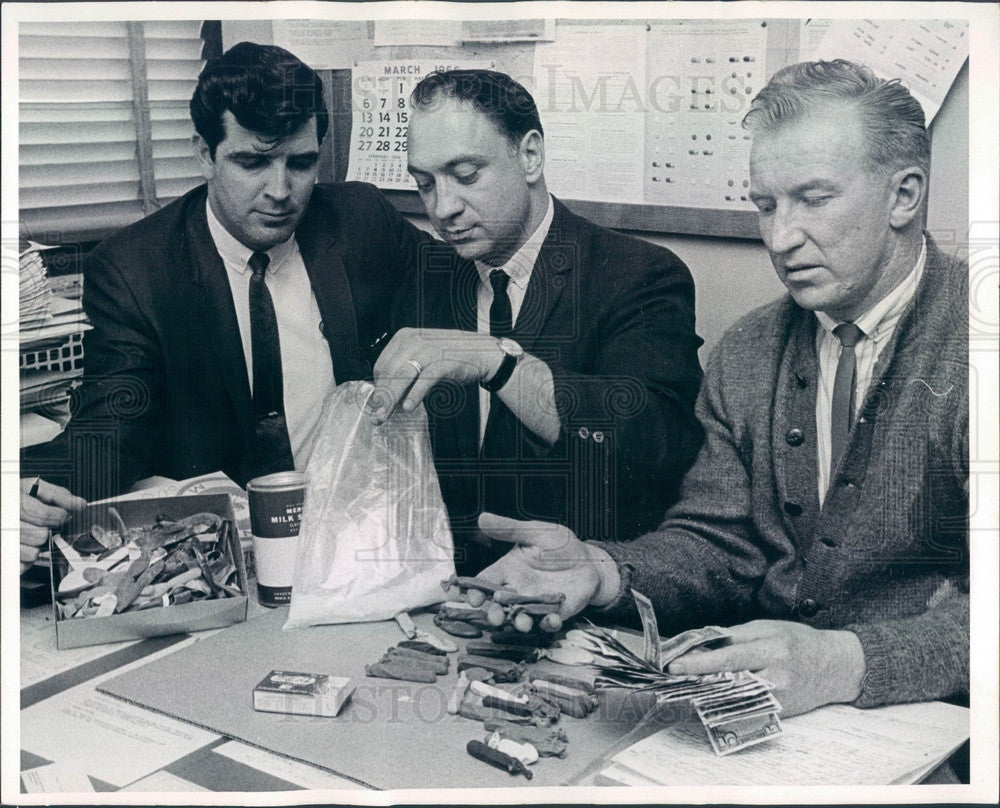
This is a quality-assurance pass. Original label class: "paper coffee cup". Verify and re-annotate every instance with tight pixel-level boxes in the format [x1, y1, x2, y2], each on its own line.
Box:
[247, 471, 305, 607]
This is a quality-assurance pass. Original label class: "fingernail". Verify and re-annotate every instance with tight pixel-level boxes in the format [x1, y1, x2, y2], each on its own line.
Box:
[402, 401, 413, 412]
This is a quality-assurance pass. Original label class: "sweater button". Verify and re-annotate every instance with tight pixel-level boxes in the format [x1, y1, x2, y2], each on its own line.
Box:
[785, 428, 804, 447]
[798, 598, 819, 618]
[783, 502, 803, 517]
[578, 427, 590, 440]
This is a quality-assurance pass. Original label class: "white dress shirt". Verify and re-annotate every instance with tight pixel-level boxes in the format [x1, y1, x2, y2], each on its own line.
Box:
[474, 194, 555, 445]
[814, 237, 926, 503]
[206, 200, 336, 471]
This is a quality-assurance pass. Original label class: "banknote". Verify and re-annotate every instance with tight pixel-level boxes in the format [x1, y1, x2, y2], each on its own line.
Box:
[695, 692, 781, 724]
[630, 589, 662, 671]
[704, 710, 783, 756]
[659, 625, 731, 667]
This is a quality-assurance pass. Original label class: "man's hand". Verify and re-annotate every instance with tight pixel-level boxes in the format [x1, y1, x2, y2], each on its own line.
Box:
[20, 478, 86, 573]
[370, 327, 502, 425]
[476, 513, 621, 618]
[667, 619, 866, 717]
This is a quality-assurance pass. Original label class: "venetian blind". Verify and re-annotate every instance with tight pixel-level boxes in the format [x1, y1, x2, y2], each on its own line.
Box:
[19, 20, 206, 242]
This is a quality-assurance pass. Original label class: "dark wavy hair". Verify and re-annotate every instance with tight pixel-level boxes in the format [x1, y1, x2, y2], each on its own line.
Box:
[743, 59, 930, 175]
[411, 69, 543, 146]
[190, 41, 329, 158]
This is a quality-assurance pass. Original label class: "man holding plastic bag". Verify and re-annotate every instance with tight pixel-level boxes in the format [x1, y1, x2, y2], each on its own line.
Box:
[371, 70, 704, 575]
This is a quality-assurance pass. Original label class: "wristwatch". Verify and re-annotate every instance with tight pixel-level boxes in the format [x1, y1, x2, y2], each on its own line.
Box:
[482, 337, 524, 393]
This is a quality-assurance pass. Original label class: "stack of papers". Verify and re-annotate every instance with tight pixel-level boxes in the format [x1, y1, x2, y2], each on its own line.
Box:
[20, 366, 83, 410]
[20, 292, 90, 349]
[19, 244, 91, 447]
[19, 245, 53, 327]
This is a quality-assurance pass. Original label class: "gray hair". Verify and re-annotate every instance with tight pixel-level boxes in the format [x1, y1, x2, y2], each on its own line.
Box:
[743, 59, 930, 176]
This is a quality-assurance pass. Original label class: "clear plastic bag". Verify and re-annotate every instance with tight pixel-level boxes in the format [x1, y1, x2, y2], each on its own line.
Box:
[284, 381, 454, 627]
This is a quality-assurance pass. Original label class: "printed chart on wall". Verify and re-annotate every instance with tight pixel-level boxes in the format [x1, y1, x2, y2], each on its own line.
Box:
[530, 20, 768, 209]
[643, 19, 768, 210]
[346, 60, 473, 189]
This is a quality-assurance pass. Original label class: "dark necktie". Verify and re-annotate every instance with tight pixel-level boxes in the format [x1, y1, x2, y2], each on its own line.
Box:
[248, 251, 294, 477]
[488, 269, 513, 338]
[481, 269, 514, 460]
[830, 322, 863, 471]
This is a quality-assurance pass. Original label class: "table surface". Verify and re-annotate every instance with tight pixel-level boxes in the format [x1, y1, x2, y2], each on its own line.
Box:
[19, 598, 648, 794]
[19, 599, 371, 793]
[18, 596, 962, 795]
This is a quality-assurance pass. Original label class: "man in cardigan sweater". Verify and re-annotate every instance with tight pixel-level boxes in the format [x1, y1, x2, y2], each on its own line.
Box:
[476, 60, 969, 719]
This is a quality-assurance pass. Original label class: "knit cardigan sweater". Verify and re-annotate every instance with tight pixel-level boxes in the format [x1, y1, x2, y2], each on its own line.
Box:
[594, 237, 969, 709]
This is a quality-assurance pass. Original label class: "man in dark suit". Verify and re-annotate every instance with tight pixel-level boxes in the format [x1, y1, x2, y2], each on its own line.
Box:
[371, 70, 703, 573]
[64, 42, 430, 501]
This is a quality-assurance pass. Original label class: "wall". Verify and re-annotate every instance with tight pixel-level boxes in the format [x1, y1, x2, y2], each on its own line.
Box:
[222, 20, 969, 359]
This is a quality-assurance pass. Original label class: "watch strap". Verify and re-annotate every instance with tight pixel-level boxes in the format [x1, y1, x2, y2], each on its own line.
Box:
[482, 351, 518, 393]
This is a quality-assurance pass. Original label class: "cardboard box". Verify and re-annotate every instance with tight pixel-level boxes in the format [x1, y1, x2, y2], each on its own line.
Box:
[253, 670, 355, 717]
[50, 493, 248, 649]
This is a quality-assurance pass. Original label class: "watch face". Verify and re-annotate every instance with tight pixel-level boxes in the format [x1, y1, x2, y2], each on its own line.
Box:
[498, 338, 524, 358]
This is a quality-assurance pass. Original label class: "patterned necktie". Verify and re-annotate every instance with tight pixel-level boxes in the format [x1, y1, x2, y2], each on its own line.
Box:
[248, 251, 294, 477]
[481, 269, 514, 460]
[830, 322, 863, 471]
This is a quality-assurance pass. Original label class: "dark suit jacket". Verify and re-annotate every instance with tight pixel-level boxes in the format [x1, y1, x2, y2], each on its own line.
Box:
[68, 182, 430, 500]
[395, 197, 704, 572]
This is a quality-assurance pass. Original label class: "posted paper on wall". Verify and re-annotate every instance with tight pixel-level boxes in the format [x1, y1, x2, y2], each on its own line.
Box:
[533, 25, 647, 204]
[643, 19, 768, 210]
[811, 19, 968, 122]
[271, 20, 371, 70]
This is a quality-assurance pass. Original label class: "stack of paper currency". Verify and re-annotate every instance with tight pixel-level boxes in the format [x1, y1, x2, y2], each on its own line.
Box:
[575, 590, 782, 756]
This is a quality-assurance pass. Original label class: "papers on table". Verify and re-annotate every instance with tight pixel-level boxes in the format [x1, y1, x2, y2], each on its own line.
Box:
[19, 253, 89, 348]
[599, 700, 969, 786]
[119, 770, 209, 792]
[20, 604, 141, 690]
[21, 763, 95, 794]
[20, 637, 219, 789]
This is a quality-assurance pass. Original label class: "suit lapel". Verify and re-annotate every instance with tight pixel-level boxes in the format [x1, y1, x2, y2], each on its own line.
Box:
[512, 199, 576, 354]
[183, 197, 255, 457]
[447, 256, 483, 462]
[296, 199, 370, 382]
[771, 303, 821, 548]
